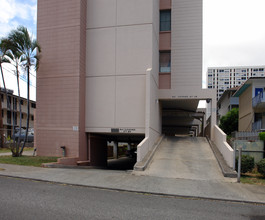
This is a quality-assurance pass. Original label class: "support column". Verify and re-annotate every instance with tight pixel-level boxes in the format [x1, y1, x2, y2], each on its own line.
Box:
[88, 134, 107, 167]
[113, 142, 118, 159]
[210, 98, 217, 140]
[127, 143, 131, 151]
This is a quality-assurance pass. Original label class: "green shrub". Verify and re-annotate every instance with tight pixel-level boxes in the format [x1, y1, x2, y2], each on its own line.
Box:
[259, 132, 265, 141]
[219, 108, 238, 135]
[257, 159, 265, 176]
[236, 155, 255, 173]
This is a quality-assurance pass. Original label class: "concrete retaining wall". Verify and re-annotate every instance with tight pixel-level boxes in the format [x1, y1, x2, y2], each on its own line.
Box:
[213, 125, 234, 168]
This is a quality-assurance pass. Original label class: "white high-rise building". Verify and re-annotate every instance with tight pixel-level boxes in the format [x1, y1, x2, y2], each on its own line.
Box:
[207, 66, 265, 100]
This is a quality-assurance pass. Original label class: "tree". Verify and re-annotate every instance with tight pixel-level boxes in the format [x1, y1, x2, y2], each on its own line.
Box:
[3, 40, 25, 156]
[0, 39, 12, 148]
[7, 26, 41, 156]
[219, 108, 239, 135]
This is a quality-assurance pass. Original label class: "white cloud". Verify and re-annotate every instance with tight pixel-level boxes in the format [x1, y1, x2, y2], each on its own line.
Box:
[0, 0, 37, 100]
[203, 0, 265, 76]
[0, 0, 37, 37]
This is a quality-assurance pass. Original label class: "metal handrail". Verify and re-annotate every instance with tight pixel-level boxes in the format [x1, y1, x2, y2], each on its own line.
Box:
[252, 92, 263, 107]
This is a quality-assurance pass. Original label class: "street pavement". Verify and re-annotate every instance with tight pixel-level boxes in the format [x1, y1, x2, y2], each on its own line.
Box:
[1, 176, 265, 220]
[0, 141, 265, 204]
[0, 162, 264, 204]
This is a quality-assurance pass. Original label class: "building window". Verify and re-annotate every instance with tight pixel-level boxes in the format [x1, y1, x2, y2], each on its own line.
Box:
[14, 112, 17, 126]
[13, 98, 17, 110]
[31, 103, 36, 108]
[7, 96, 11, 108]
[20, 100, 23, 105]
[160, 10, 171, 31]
[1, 94, 3, 102]
[159, 52, 171, 73]
[7, 111, 11, 124]
[31, 115, 34, 121]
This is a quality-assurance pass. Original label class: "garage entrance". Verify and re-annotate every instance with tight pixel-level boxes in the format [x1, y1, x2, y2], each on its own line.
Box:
[86, 133, 144, 170]
[160, 99, 205, 137]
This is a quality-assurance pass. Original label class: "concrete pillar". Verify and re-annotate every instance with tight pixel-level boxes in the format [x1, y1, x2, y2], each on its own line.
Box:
[210, 98, 217, 140]
[113, 142, 118, 159]
[201, 117, 204, 137]
[87, 134, 107, 167]
[127, 143, 131, 151]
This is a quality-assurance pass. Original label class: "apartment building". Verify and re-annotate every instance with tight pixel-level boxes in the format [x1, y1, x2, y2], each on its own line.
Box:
[207, 66, 265, 100]
[217, 87, 239, 123]
[36, 0, 215, 167]
[0, 88, 35, 138]
[234, 77, 265, 132]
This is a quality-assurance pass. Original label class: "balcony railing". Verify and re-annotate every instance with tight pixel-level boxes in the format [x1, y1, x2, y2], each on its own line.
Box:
[252, 120, 262, 131]
[252, 93, 265, 108]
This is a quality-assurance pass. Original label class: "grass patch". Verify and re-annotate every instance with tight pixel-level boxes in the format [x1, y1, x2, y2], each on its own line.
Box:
[241, 176, 265, 186]
[0, 155, 58, 167]
[240, 169, 265, 186]
[0, 148, 11, 153]
[0, 147, 34, 153]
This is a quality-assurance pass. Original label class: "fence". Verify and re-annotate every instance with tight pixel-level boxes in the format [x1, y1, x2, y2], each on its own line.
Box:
[233, 140, 264, 166]
[231, 131, 260, 141]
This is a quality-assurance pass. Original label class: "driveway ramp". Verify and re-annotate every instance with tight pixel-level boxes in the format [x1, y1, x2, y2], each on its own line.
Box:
[137, 136, 226, 181]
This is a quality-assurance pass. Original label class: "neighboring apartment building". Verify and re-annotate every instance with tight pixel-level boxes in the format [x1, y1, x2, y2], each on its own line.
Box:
[36, 0, 215, 167]
[0, 88, 36, 138]
[217, 87, 239, 123]
[234, 77, 265, 132]
[207, 66, 265, 100]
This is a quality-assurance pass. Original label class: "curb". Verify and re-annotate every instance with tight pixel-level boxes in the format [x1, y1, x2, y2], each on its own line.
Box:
[134, 135, 164, 171]
[207, 137, 237, 178]
[0, 173, 264, 206]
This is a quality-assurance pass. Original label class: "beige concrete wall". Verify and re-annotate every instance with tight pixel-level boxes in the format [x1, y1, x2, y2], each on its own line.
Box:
[137, 69, 161, 162]
[213, 125, 234, 168]
[171, 0, 202, 89]
[239, 86, 253, 131]
[36, 0, 87, 158]
[86, 0, 159, 134]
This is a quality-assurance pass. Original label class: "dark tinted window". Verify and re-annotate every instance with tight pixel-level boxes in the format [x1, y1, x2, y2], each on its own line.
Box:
[160, 10, 171, 31]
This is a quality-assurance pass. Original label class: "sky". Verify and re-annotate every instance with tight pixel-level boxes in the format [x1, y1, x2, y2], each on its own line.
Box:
[1, 0, 265, 100]
[203, 0, 265, 86]
[0, 0, 37, 100]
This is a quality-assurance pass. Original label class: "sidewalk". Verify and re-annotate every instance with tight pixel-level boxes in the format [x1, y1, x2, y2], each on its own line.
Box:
[0, 151, 34, 156]
[0, 163, 264, 204]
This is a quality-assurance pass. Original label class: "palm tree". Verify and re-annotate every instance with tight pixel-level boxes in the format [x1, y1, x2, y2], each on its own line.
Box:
[4, 44, 25, 156]
[7, 26, 41, 156]
[0, 39, 12, 148]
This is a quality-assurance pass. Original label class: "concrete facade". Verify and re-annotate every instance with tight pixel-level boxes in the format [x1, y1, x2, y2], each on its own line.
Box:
[36, 0, 216, 166]
[36, 0, 87, 159]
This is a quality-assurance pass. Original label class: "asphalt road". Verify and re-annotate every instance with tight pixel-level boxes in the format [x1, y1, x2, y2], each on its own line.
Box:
[0, 176, 264, 220]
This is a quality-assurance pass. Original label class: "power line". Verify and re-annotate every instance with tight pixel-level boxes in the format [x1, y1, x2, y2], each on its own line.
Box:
[2, 67, 36, 88]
